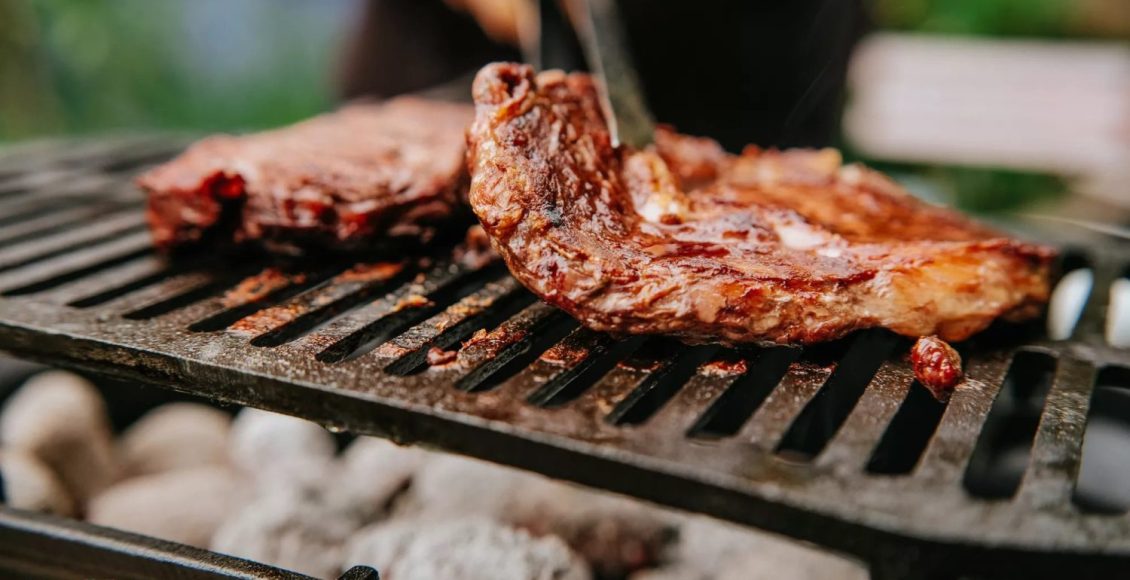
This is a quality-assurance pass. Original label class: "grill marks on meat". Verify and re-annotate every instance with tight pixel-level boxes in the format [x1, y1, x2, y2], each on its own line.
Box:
[467, 63, 1055, 345]
[139, 98, 473, 253]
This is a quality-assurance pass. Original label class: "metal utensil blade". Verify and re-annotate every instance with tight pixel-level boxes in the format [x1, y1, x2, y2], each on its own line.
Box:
[575, 0, 656, 149]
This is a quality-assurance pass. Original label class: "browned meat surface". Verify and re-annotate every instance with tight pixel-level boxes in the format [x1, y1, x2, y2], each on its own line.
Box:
[467, 63, 1056, 345]
[139, 97, 472, 253]
[910, 336, 964, 401]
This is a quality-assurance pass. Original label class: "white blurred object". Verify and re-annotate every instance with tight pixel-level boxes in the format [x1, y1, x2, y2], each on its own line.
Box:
[228, 408, 335, 488]
[0, 371, 118, 506]
[1107, 278, 1130, 347]
[403, 455, 675, 577]
[211, 484, 358, 578]
[345, 517, 591, 580]
[87, 466, 247, 548]
[118, 403, 232, 478]
[846, 33, 1130, 206]
[333, 436, 429, 519]
[0, 449, 75, 516]
[634, 516, 866, 580]
[715, 549, 867, 580]
[1047, 269, 1094, 340]
[211, 436, 426, 578]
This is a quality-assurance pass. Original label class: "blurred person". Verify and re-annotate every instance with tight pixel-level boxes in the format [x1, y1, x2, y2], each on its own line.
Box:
[340, 0, 867, 152]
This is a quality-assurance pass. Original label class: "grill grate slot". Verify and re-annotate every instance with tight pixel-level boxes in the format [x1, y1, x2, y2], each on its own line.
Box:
[121, 274, 243, 320]
[775, 331, 900, 460]
[240, 262, 412, 347]
[527, 333, 644, 407]
[0, 173, 125, 216]
[1073, 366, 1130, 514]
[0, 232, 154, 296]
[63, 259, 185, 308]
[0, 212, 147, 274]
[311, 262, 504, 363]
[913, 352, 1013, 485]
[0, 199, 104, 230]
[116, 256, 268, 320]
[454, 306, 578, 392]
[0, 167, 93, 198]
[381, 278, 534, 374]
[814, 360, 917, 471]
[688, 346, 799, 438]
[557, 343, 672, 424]
[865, 377, 948, 475]
[1018, 355, 1094, 508]
[963, 350, 1057, 500]
[0, 202, 136, 249]
[637, 358, 744, 436]
[607, 343, 719, 426]
[0, 136, 178, 176]
[187, 267, 344, 333]
[95, 148, 178, 173]
[738, 359, 830, 451]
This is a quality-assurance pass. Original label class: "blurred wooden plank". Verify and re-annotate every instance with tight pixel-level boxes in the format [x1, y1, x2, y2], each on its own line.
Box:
[845, 34, 1130, 179]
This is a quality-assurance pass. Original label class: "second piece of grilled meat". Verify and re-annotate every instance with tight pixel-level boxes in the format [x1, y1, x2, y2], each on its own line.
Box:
[467, 63, 1055, 346]
[139, 97, 473, 254]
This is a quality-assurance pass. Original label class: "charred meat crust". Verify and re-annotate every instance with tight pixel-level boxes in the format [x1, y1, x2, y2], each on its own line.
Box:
[467, 63, 1055, 345]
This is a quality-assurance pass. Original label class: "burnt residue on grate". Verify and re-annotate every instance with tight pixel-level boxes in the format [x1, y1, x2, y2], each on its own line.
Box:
[1, 137, 1130, 578]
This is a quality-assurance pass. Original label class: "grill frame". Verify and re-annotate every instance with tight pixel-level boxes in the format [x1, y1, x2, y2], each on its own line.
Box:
[1, 137, 1129, 579]
[0, 506, 327, 580]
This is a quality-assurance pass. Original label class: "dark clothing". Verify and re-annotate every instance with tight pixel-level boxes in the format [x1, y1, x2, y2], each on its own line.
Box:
[620, 0, 866, 150]
[339, 0, 521, 100]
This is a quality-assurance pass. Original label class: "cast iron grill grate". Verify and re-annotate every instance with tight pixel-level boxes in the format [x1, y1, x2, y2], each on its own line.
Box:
[1, 137, 1128, 579]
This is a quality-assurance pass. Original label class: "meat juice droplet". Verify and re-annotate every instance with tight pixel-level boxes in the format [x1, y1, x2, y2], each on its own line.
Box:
[910, 336, 963, 402]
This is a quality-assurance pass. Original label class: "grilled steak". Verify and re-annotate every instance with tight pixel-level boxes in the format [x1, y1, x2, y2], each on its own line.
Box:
[467, 63, 1055, 345]
[139, 97, 472, 254]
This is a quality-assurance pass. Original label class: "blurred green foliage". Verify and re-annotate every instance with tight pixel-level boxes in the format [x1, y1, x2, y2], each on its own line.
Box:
[944, 167, 1066, 212]
[844, 150, 1068, 214]
[873, 0, 1075, 37]
[929, 167, 1066, 212]
[0, 0, 345, 141]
